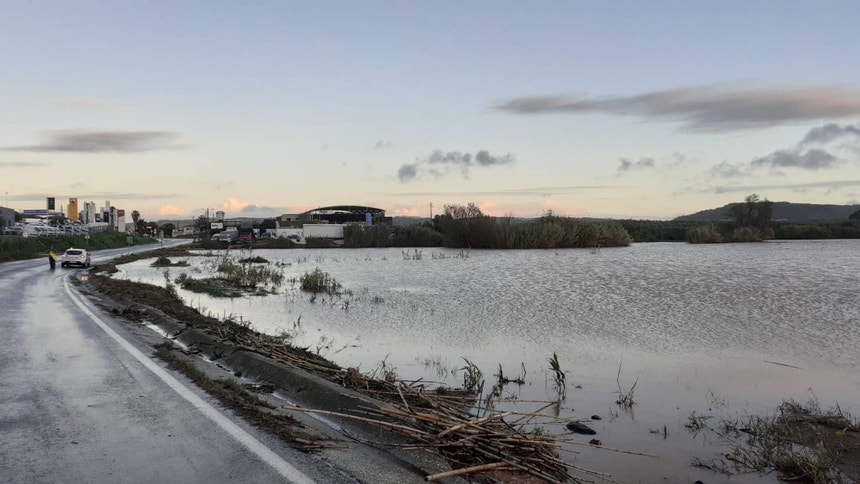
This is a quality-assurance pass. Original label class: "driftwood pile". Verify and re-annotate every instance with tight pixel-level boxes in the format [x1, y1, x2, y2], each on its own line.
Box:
[212, 322, 619, 483]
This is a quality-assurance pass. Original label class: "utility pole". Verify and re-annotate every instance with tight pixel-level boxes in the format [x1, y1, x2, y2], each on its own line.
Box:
[429, 202, 433, 220]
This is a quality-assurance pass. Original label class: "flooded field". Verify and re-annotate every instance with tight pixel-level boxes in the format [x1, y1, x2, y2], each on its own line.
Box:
[114, 240, 860, 482]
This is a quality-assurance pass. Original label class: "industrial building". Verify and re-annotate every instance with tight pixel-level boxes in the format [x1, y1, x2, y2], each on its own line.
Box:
[279, 205, 390, 226]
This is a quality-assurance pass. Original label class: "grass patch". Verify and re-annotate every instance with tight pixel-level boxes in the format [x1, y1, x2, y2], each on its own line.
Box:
[175, 274, 243, 298]
[216, 258, 284, 289]
[238, 256, 269, 264]
[151, 256, 189, 267]
[698, 400, 860, 483]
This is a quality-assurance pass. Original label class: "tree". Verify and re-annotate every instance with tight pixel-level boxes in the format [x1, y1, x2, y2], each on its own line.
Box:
[131, 210, 140, 225]
[850, 209, 860, 220]
[194, 215, 210, 237]
[161, 223, 175, 237]
[134, 217, 147, 236]
[729, 194, 773, 229]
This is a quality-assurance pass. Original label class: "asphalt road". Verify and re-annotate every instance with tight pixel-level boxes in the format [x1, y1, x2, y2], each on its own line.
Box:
[0, 241, 349, 483]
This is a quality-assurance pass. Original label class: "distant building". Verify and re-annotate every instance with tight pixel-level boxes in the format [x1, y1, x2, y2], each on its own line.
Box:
[82, 201, 98, 224]
[298, 205, 390, 225]
[0, 206, 15, 228]
[68, 198, 79, 222]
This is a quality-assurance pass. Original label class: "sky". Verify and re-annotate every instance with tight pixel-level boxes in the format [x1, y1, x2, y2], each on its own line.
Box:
[2, 1, 860, 220]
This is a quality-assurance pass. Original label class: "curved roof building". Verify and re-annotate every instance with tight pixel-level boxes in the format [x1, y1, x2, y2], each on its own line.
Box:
[300, 205, 388, 224]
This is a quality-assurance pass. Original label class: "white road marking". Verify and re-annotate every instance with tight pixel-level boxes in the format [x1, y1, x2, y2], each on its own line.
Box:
[63, 276, 316, 484]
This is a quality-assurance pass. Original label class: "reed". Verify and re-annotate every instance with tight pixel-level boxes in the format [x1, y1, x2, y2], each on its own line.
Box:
[685, 225, 723, 244]
[296, 268, 343, 295]
[548, 352, 566, 396]
[614, 362, 638, 410]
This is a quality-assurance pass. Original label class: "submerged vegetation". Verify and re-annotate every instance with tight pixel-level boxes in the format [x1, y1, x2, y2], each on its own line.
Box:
[151, 256, 189, 267]
[693, 400, 859, 483]
[295, 268, 343, 295]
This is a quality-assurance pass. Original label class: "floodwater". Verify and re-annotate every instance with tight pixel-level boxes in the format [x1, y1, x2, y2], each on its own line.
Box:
[114, 240, 860, 483]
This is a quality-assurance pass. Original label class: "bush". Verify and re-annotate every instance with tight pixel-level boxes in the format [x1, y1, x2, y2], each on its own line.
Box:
[297, 268, 342, 295]
[729, 226, 764, 242]
[685, 226, 723, 244]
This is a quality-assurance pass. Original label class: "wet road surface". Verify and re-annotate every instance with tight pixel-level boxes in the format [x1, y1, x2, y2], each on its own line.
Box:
[0, 242, 347, 483]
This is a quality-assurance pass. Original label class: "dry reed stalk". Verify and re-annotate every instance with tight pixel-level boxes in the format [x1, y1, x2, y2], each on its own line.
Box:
[425, 462, 508, 481]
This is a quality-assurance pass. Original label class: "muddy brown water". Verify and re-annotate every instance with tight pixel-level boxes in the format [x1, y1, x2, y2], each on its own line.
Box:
[115, 240, 860, 483]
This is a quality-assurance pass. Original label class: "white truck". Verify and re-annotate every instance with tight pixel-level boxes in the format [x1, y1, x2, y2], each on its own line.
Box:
[303, 224, 344, 240]
[211, 229, 239, 242]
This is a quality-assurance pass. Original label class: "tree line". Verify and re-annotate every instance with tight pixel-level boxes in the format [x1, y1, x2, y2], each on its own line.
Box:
[345, 203, 632, 249]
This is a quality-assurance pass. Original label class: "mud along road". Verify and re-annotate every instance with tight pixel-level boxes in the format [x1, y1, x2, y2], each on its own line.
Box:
[0, 241, 350, 484]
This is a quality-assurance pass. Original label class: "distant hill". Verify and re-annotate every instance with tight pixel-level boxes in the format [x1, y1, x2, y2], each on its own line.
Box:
[675, 202, 860, 222]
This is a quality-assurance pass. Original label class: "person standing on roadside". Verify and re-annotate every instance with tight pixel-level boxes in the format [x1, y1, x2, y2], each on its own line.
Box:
[48, 248, 57, 270]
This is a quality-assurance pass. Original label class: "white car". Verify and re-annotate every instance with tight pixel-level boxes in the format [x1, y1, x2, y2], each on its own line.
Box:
[60, 248, 91, 268]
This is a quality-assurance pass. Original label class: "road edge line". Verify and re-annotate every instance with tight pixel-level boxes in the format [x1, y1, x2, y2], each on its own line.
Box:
[63, 275, 316, 484]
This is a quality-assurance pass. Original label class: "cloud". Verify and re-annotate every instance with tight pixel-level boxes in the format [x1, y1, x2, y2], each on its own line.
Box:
[158, 205, 187, 216]
[238, 205, 288, 217]
[390, 185, 616, 197]
[4, 192, 185, 202]
[398, 164, 418, 182]
[475, 150, 514, 166]
[374, 140, 392, 150]
[397, 149, 515, 182]
[2, 130, 184, 152]
[750, 148, 840, 170]
[222, 198, 250, 213]
[799, 123, 860, 146]
[617, 157, 655, 173]
[705, 180, 860, 194]
[84, 192, 186, 200]
[0, 161, 48, 167]
[496, 84, 860, 131]
[708, 161, 750, 178]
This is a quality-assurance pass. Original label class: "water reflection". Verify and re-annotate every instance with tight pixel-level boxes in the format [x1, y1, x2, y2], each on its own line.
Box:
[113, 240, 860, 482]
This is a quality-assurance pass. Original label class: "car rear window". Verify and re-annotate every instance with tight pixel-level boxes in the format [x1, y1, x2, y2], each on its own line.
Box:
[66, 250, 83, 255]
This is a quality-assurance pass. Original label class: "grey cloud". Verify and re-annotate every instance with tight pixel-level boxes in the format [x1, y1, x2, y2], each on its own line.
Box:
[496, 84, 860, 131]
[617, 157, 655, 173]
[3, 130, 184, 152]
[706, 180, 860, 194]
[708, 161, 750, 178]
[374, 140, 392, 150]
[799, 123, 860, 145]
[428, 151, 471, 165]
[397, 163, 418, 182]
[475, 150, 514, 166]
[751, 148, 839, 170]
[398, 150, 515, 182]
[0, 161, 48, 167]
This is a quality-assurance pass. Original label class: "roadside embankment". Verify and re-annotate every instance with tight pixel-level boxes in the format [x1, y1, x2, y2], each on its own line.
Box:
[74, 268, 466, 484]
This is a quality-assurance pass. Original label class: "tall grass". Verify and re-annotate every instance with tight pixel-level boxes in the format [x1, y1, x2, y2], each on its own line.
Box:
[729, 226, 765, 242]
[685, 226, 723, 244]
[215, 258, 285, 289]
[296, 268, 342, 295]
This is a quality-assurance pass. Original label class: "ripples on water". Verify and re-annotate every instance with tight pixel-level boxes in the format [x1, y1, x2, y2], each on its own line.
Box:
[115, 240, 860, 482]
